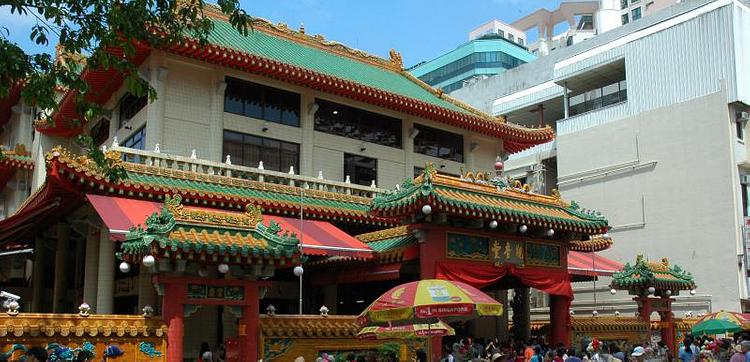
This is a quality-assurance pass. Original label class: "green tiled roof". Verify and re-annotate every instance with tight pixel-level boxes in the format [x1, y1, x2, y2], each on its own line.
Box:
[121, 195, 299, 260]
[367, 234, 417, 253]
[610, 255, 696, 293]
[124, 171, 371, 216]
[371, 164, 609, 234]
[207, 19, 471, 115]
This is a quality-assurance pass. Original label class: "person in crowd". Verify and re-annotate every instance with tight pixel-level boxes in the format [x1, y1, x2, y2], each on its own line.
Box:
[531, 346, 543, 362]
[415, 350, 427, 362]
[25, 347, 48, 362]
[198, 342, 212, 362]
[566, 349, 582, 362]
[741, 340, 750, 362]
[629, 346, 645, 362]
[730, 343, 745, 362]
[345, 353, 356, 362]
[75, 350, 94, 362]
[444, 344, 456, 362]
[525, 342, 535, 362]
[679, 337, 698, 362]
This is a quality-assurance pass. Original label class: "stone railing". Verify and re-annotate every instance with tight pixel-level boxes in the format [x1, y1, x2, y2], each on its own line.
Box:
[110, 144, 385, 199]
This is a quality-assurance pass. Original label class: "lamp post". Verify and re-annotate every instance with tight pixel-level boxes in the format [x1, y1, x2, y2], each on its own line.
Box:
[294, 265, 304, 315]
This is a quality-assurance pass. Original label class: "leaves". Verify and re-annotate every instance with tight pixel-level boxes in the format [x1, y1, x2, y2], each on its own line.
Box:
[75, 134, 128, 182]
[0, 0, 252, 132]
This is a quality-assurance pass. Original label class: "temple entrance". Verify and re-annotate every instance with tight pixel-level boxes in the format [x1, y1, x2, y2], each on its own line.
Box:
[183, 305, 240, 362]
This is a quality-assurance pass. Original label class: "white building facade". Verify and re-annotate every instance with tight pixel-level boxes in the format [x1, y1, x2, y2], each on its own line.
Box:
[452, 0, 750, 314]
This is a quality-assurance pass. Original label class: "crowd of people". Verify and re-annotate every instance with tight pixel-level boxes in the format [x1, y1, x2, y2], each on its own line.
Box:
[435, 335, 750, 362]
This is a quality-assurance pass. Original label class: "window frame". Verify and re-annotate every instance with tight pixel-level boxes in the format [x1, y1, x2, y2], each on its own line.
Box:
[223, 77, 301, 127]
[413, 123, 464, 162]
[313, 98, 403, 149]
[344, 154, 377, 186]
[222, 130, 300, 172]
[118, 93, 148, 129]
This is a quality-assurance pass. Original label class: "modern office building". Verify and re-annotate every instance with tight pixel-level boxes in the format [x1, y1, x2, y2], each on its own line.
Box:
[408, 21, 536, 93]
[452, 0, 750, 315]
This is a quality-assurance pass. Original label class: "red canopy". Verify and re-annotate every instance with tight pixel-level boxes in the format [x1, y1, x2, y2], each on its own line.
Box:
[567, 251, 623, 277]
[435, 261, 574, 298]
[263, 215, 373, 259]
[87, 194, 162, 240]
[86, 195, 373, 258]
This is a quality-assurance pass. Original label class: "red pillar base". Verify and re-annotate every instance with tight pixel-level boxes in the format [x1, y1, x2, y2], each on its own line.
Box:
[549, 295, 571, 346]
[163, 283, 186, 362]
[240, 283, 260, 362]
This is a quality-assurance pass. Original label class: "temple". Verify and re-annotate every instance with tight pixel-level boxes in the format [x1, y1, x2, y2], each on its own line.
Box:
[0, 5, 654, 361]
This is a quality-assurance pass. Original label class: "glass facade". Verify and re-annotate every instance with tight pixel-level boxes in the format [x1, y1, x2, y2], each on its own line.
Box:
[622, 13, 630, 25]
[413, 124, 464, 162]
[568, 80, 628, 116]
[621, 0, 628, 9]
[224, 77, 301, 127]
[118, 93, 147, 129]
[314, 99, 402, 148]
[344, 154, 377, 186]
[222, 130, 300, 172]
[417, 51, 528, 90]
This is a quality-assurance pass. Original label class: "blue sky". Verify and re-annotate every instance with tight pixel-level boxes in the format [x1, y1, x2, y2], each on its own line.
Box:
[1, 0, 562, 67]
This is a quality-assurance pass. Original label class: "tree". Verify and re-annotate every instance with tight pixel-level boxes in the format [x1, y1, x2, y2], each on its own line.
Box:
[0, 0, 252, 123]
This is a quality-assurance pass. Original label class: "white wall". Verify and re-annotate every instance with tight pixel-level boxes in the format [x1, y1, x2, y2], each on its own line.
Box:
[558, 90, 742, 311]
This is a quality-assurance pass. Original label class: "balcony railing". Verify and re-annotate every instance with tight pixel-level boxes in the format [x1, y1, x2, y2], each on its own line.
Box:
[557, 100, 630, 136]
[111, 144, 384, 198]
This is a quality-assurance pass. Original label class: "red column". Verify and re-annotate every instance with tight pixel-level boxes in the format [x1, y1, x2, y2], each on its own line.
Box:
[635, 296, 652, 321]
[239, 282, 259, 362]
[549, 295, 571, 346]
[162, 282, 186, 362]
[660, 298, 675, 354]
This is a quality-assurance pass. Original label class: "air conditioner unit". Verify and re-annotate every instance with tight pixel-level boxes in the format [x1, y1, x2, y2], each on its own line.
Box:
[737, 111, 750, 123]
[741, 175, 750, 185]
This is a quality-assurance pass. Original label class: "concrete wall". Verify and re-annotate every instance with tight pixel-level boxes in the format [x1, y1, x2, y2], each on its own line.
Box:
[557, 90, 743, 311]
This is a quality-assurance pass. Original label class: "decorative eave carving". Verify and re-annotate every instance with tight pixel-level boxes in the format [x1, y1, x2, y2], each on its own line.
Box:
[0, 313, 168, 338]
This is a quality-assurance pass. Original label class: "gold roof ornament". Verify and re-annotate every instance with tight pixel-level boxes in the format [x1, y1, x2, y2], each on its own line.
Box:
[389, 49, 403, 70]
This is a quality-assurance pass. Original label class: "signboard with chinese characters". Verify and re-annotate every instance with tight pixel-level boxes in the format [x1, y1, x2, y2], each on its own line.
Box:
[525, 242, 561, 267]
[187, 284, 245, 301]
[446, 233, 490, 260]
[492, 240, 525, 266]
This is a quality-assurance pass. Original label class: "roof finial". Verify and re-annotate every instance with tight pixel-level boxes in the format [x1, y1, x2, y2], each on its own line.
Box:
[317, 170, 324, 179]
[299, 23, 305, 34]
[111, 136, 119, 147]
[389, 49, 403, 70]
[345, 175, 351, 184]
[225, 155, 232, 165]
[288, 166, 295, 175]
[190, 149, 197, 159]
[258, 161, 264, 170]
[154, 144, 160, 153]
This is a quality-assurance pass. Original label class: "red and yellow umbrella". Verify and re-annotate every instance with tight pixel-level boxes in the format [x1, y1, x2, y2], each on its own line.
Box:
[696, 311, 750, 329]
[357, 279, 503, 326]
[357, 321, 455, 340]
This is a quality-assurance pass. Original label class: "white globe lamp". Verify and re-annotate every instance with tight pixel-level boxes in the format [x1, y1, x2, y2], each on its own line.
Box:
[119, 261, 131, 273]
[218, 263, 230, 274]
[142, 255, 156, 268]
[293, 265, 304, 277]
[421, 205, 432, 215]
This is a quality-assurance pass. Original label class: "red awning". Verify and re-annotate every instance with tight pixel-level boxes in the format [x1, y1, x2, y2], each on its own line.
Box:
[86, 195, 373, 258]
[263, 215, 373, 259]
[568, 251, 623, 277]
[87, 195, 162, 240]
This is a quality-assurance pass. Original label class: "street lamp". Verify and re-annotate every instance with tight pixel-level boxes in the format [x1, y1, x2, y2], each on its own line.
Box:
[294, 265, 304, 315]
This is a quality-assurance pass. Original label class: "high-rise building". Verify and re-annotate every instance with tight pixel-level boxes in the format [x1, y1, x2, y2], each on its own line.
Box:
[452, 0, 750, 314]
[408, 20, 536, 93]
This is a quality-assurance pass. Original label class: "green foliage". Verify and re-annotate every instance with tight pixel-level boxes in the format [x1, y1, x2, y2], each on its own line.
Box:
[0, 0, 252, 126]
[75, 134, 127, 182]
[376, 343, 400, 360]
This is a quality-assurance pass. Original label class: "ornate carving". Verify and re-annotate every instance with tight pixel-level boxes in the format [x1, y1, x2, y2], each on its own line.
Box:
[0, 313, 168, 338]
[356, 226, 410, 243]
[388, 49, 403, 69]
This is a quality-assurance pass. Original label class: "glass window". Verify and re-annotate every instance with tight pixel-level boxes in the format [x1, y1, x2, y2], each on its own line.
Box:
[118, 93, 147, 129]
[90, 118, 110, 146]
[508, 34, 515, 42]
[344, 154, 377, 186]
[568, 79, 628, 117]
[224, 77, 300, 127]
[621, 0, 628, 9]
[621, 13, 630, 25]
[738, 118, 746, 140]
[222, 130, 299, 172]
[314, 99, 402, 148]
[413, 124, 464, 162]
[122, 127, 146, 150]
[122, 126, 146, 163]
[632, 7, 642, 20]
[518, 38, 525, 46]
